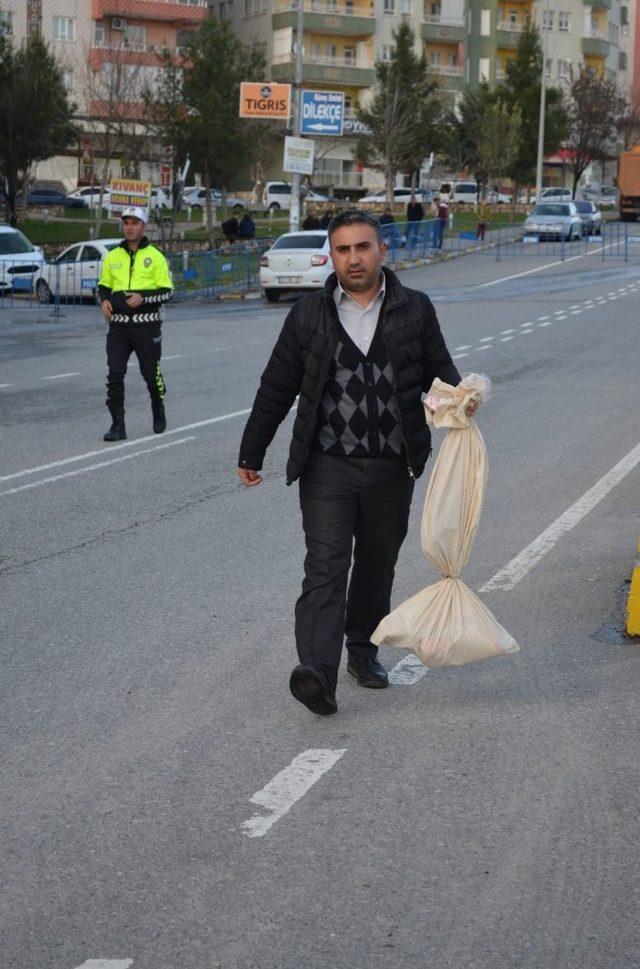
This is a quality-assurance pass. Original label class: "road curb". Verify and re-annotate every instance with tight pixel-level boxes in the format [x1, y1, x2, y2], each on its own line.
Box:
[626, 536, 640, 636]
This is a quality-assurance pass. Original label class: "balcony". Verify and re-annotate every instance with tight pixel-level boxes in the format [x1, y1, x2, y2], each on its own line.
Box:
[583, 0, 611, 8]
[496, 23, 525, 47]
[429, 63, 464, 89]
[89, 41, 180, 69]
[272, 54, 374, 86]
[581, 32, 610, 57]
[273, 1, 376, 36]
[421, 15, 464, 42]
[92, 0, 208, 24]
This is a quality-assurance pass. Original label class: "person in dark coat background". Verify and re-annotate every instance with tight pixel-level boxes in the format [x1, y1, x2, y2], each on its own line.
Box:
[302, 208, 321, 230]
[238, 212, 256, 240]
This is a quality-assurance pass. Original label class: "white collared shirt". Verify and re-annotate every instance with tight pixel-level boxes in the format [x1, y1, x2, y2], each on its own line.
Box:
[333, 274, 385, 355]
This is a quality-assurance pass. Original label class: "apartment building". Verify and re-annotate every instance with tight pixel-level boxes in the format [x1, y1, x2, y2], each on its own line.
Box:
[0, 0, 208, 188]
[0, 0, 635, 191]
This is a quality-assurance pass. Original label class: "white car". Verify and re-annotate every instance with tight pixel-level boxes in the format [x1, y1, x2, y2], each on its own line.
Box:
[260, 230, 333, 302]
[523, 203, 582, 241]
[182, 187, 244, 210]
[67, 186, 112, 208]
[0, 225, 43, 293]
[33, 238, 122, 304]
[487, 189, 512, 204]
[359, 187, 431, 204]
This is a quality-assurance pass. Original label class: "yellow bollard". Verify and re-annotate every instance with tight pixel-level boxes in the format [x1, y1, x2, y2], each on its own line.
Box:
[626, 536, 640, 637]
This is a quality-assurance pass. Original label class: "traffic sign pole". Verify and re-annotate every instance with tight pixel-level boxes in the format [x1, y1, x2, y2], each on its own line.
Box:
[289, 0, 304, 232]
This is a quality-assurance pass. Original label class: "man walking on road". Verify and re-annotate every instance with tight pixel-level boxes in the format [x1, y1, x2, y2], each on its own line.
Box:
[98, 206, 173, 442]
[237, 210, 478, 716]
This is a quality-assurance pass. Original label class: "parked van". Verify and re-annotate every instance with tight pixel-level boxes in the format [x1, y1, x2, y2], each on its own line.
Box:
[451, 181, 479, 204]
[263, 181, 292, 210]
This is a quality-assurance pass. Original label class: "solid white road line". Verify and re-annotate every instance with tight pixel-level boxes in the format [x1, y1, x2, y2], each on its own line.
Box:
[73, 961, 133, 969]
[0, 408, 252, 482]
[0, 437, 196, 498]
[389, 653, 429, 685]
[42, 372, 82, 380]
[476, 241, 623, 288]
[481, 439, 640, 592]
[241, 748, 347, 839]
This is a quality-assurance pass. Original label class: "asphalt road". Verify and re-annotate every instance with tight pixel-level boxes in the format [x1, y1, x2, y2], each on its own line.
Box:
[2, 241, 640, 969]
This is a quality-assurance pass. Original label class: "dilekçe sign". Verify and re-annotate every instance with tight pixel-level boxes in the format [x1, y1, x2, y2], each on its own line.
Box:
[239, 82, 292, 119]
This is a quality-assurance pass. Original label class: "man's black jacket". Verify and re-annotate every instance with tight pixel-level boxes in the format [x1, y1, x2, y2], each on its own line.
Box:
[238, 267, 460, 484]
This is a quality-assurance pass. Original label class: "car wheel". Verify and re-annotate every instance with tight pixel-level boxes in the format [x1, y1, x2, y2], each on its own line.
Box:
[36, 279, 52, 304]
[269, 202, 281, 211]
[264, 289, 280, 303]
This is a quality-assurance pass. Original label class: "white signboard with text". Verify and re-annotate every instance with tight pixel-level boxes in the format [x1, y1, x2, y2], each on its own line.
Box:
[283, 136, 315, 176]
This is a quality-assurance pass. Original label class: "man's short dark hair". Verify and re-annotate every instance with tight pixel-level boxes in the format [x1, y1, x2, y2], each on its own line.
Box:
[327, 209, 383, 244]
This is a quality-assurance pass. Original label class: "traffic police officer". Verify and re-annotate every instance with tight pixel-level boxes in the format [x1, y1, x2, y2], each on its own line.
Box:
[98, 206, 173, 441]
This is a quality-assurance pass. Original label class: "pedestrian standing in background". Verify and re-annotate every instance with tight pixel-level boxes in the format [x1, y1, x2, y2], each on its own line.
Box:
[320, 206, 335, 229]
[98, 206, 173, 442]
[379, 205, 395, 244]
[406, 193, 424, 249]
[476, 200, 491, 241]
[238, 211, 256, 241]
[237, 210, 478, 716]
[303, 208, 322, 230]
[434, 196, 449, 249]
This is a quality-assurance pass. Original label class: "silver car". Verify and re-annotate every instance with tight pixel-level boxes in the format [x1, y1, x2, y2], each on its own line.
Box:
[573, 200, 602, 236]
[523, 203, 582, 241]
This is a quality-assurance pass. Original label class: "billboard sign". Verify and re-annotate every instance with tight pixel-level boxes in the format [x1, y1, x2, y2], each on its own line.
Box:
[239, 82, 291, 118]
[300, 90, 345, 136]
[109, 178, 151, 215]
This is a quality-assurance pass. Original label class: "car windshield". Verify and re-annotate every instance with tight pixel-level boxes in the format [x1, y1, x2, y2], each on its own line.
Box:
[533, 204, 571, 216]
[0, 230, 35, 254]
[574, 201, 592, 212]
[272, 234, 327, 249]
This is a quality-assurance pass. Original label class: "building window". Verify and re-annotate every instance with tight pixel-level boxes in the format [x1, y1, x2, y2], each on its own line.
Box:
[508, 10, 518, 27]
[479, 56, 490, 80]
[542, 10, 554, 30]
[63, 69, 74, 92]
[545, 58, 552, 77]
[480, 9, 490, 36]
[93, 20, 105, 46]
[429, 50, 440, 65]
[557, 58, 569, 78]
[384, 0, 395, 13]
[244, 0, 250, 14]
[124, 25, 146, 50]
[344, 46, 355, 64]
[619, 51, 628, 70]
[400, 0, 412, 13]
[558, 11, 570, 31]
[326, 43, 337, 60]
[310, 41, 320, 59]
[381, 43, 392, 61]
[52, 16, 76, 41]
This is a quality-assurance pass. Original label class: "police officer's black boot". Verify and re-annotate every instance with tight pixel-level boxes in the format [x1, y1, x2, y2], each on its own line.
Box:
[151, 398, 166, 434]
[104, 406, 126, 442]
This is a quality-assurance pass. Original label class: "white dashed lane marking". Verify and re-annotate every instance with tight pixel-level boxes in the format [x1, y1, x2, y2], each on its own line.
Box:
[42, 372, 82, 381]
[0, 437, 196, 498]
[72, 961, 133, 968]
[241, 748, 347, 838]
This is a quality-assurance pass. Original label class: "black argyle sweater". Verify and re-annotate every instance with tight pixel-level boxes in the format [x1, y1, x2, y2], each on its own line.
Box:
[314, 318, 403, 457]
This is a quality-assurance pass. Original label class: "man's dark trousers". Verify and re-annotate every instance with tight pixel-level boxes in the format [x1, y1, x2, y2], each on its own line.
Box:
[295, 451, 414, 698]
[106, 321, 166, 410]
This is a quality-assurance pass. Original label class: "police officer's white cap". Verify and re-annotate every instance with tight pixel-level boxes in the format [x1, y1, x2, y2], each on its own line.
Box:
[121, 205, 148, 224]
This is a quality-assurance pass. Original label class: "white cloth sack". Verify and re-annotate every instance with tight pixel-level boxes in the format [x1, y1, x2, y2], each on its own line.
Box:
[371, 374, 519, 668]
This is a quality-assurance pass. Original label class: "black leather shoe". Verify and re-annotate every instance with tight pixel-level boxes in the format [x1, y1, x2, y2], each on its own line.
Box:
[347, 655, 389, 689]
[290, 665, 337, 716]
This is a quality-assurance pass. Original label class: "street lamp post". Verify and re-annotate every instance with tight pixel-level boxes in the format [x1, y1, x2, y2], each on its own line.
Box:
[535, 0, 550, 199]
[290, 0, 304, 231]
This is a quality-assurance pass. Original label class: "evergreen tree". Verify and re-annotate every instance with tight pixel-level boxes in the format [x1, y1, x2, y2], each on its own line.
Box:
[355, 24, 443, 201]
[0, 34, 77, 221]
[497, 23, 567, 191]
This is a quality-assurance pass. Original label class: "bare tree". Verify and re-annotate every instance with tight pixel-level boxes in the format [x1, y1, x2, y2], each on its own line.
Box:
[81, 45, 146, 234]
[617, 94, 640, 151]
[565, 66, 624, 198]
[478, 102, 521, 198]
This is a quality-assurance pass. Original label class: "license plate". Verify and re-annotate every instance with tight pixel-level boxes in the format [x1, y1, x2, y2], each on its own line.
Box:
[278, 275, 302, 284]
